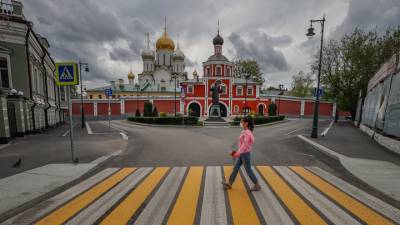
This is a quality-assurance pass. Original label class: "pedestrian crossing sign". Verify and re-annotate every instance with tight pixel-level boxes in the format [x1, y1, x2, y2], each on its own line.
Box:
[56, 62, 78, 86]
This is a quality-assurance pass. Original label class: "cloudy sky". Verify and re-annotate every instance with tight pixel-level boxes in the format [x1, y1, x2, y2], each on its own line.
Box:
[22, 0, 400, 89]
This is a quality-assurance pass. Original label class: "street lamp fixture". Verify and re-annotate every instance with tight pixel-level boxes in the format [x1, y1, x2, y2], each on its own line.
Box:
[278, 84, 284, 115]
[79, 62, 89, 128]
[306, 15, 325, 138]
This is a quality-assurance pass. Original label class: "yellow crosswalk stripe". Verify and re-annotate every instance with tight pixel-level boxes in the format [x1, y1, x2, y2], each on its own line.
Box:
[291, 166, 395, 225]
[99, 167, 169, 225]
[34, 168, 135, 225]
[257, 166, 327, 225]
[166, 167, 203, 225]
[224, 166, 261, 225]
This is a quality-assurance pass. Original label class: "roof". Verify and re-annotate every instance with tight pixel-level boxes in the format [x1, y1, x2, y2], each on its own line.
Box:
[87, 83, 180, 93]
[207, 54, 229, 62]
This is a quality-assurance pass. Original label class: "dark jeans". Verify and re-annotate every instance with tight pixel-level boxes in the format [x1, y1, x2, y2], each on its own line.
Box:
[229, 152, 258, 184]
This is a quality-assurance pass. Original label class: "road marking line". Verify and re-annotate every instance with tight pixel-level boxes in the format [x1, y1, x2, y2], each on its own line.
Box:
[133, 167, 187, 225]
[286, 126, 306, 135]
[307, 166, 400, 224]
[275, 166, 362, 225]
[3, 168, 119, 225]
[321, 120, 334, 136]
[291, 166, 396, 225]
[257, 166, 327, 225]
[85, 121, 93, 134]
[223, 166, 261, 225]
[166, 167, 204, 225]
[99, 167, 169, 225]
[200, 166, 228, 225]
[241, 167, 295, 225]
[65, 168, 153, 225]
[34, 168, 135, 225]
[61, 124, 76, 137]
[119, 132, 128, 140]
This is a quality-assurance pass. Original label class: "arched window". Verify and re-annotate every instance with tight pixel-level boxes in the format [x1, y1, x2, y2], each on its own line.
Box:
[234, 105, 239, 113]
[163, 54, 165, 65]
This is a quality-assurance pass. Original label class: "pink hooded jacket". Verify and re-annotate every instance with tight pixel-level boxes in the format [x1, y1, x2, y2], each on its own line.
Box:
[233, 129, 255, 157]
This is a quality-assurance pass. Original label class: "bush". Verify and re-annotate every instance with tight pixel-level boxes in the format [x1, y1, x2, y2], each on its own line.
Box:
[152, 107, 158, 117]
[159, 112, 167, 117]
[127, 116, 199, 125]
[135, 109, 141, 117]
[144, 102, 153, 117]
[231, 115, 285, 126]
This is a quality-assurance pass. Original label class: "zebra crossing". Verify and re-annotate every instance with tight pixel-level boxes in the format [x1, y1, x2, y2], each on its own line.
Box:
[2, 166, 399, 225]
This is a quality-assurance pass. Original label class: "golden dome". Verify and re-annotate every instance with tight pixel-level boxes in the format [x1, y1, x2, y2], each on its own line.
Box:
[156, 32, 175, 51]
[127, 71, 135, 79]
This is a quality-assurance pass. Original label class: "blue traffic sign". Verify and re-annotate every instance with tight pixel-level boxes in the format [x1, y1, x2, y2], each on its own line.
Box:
[314, 88, 323, 97]
[56, 62, 78, 86]
[105, 88, 113, 97]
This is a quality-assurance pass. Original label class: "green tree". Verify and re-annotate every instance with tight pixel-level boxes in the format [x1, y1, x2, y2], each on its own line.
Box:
[234, 60, 265, 83]
[311, 27, 400, 120]
[289, 71, 314, 97]
[152, 106, 158, 117]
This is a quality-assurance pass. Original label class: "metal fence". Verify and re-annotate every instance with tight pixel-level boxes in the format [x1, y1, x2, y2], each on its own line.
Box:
[360, 54, 400, 138]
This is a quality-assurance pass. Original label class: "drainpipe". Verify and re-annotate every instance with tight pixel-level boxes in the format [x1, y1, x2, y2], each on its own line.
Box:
[25, 22, 36, 130]
[42, 51, 51, 128]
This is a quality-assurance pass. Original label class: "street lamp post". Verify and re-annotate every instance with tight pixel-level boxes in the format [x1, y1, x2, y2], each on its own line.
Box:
[135, 84, 140, 114]
[173, 73, 177, 117]
[244, 74, 251, 115]
[79, 62, 89, 128]
[278, 84, 284, 115]
[306, 15, 325, 138]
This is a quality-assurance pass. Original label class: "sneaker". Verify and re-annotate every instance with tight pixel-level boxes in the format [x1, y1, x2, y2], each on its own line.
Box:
[249, 183, 261, 191]
[221, 181, 232, 189]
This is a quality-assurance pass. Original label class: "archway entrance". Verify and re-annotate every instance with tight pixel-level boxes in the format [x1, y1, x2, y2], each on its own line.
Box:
[209, 103, 227, 117]
[188, 102, 201, 117]
[258, 104, 265, 116]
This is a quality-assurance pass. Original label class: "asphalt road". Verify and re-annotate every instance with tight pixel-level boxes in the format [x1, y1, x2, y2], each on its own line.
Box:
[104, 119, 333, 168]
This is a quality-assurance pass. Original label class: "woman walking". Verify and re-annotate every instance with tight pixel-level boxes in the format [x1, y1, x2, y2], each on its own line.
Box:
[222, 116, 261, 191]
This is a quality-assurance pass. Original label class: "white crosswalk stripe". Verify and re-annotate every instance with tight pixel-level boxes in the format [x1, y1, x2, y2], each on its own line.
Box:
[275, 166, 362, 225]
[133, 167, 187, 225]
[1, 166, 399, 225]
[307, 166, 400, 223]
[66, 168, 152, 225]
[241, 167, 295, 225]
[200, 166, 228, 225]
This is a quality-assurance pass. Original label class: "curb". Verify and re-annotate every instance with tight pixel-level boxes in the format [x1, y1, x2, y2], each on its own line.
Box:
[229, 119, 289, 128]
[297, 134, 343, 160]
[125, 121, 204, 128]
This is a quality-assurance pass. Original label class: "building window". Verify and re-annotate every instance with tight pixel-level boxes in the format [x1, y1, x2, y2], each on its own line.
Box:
[247, 86, 253, 96]
[207, 67, 210, 76]
[188, 85, 194, 93]
[0, 56, 11, 88]
[234, 105, 239, 113]
[163, 54, 165, 65]
[227, 67, 231, 76]
[89, 95, 93, 99]
[236, 86, 243, 96]
[216, 66, 221, 76]
[98, 95, 102, 99]
[161, 87, 166, 92]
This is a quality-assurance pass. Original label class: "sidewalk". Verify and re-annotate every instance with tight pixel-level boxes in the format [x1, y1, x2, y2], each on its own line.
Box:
[298, 121, 400, 202]
[0, 121, 127, 217]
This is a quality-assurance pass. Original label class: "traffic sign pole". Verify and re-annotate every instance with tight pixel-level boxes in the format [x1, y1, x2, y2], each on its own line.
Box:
[108, 96, 111, 130]
[67, 86, 75, 162]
